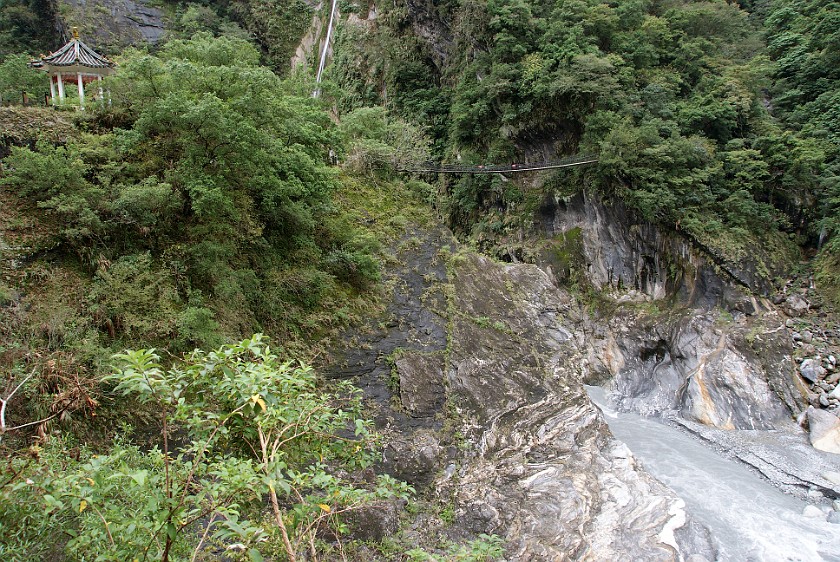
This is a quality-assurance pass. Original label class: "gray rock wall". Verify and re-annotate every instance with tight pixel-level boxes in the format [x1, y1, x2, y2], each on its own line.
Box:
[443, 254, 715, 559]
[55, 0, 165, 52]
[539, 190, 775, 309]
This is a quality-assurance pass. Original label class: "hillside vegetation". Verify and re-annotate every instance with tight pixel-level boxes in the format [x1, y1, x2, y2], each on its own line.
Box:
[1, 0, 839, 559]
[0, 30, 441, 560]
[329, 0, 836, 277]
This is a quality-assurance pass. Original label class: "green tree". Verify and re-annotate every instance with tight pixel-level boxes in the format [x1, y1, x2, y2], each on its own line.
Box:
[0, 53, 47, 104]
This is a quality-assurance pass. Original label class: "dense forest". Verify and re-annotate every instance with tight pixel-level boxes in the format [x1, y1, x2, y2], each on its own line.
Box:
[1, 0, 838, 559]
[329, 0, 838, 284]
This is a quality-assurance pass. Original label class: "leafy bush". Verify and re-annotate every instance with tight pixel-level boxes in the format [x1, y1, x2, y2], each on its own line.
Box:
[340, 106, 432, 174]
[0, 335, 412, 560]
[88, 253, 180, 341]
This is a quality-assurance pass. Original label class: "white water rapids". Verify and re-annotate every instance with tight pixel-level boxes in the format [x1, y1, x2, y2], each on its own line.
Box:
[586, 386, 840, 561]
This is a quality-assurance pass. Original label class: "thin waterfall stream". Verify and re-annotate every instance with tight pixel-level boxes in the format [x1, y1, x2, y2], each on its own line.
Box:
[586, 386, 840, 561]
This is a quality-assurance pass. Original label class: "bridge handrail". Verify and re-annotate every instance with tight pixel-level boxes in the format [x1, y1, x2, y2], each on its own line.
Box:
[396, 153, 599, 174]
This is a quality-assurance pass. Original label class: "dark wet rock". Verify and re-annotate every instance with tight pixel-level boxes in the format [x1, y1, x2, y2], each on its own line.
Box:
[381, 430, 442, 489]
[807, 407, 840, 455]
[396, 352, 445, 418]
[58, 0, 165, 51]
[402, 0, 454, 68]
[323, 225, 453, 429]
[344, 499, 404, 542]
[540, 191, 782, 306]
[802, 359, 828, 383]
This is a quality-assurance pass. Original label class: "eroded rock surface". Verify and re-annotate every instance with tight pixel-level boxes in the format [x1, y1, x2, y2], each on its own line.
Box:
[807, 407, 840, 455]
[58, 0, 165, 50]
[587, 309, 800, 430]
[445, 254, 715, 560]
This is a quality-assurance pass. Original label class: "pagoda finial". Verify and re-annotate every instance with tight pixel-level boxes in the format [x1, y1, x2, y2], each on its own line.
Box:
[72, 27, 79, 39]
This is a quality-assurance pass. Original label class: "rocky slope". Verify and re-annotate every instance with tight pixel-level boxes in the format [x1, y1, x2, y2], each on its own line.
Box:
[323, 184, 840, 557]
[443, 253, 715, 560]
[52, 0, 165, 51]
[325, 225, 720, 558]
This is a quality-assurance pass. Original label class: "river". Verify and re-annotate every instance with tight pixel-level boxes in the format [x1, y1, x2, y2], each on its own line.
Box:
[586, 386, 840, 561]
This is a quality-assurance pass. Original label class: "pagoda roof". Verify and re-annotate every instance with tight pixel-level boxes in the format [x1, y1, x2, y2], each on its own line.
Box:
[34, 35, 115, 70]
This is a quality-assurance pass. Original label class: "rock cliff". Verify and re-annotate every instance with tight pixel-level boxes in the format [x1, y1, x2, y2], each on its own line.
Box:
[326, 228, 718, 558]
[54, 0, 165, 51]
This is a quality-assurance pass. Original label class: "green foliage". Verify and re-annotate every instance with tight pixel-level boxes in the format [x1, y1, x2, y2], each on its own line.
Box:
[404, 534, 505, 562]
[88, 253, 181, 342]
[338, 0, 821, 272]
[0, 0, 57, 56]
[340, 106, 432, 174]
[2, 141, 107, 245]
[0, 335, 411, 560]
[765, 0, 840, 300]
[227, 0, 314, 73]
[1, 33, 386, 347]
[168, 2, 250, 41]
[0, 53, 47, 104]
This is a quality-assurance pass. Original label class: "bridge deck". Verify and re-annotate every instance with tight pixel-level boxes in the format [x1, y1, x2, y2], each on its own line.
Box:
[397, 154, 599, 174]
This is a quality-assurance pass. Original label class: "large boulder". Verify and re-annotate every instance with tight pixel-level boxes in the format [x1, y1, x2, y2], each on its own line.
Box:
[784, 295, 810, 317]
[806, 407, 840, 454]
[801, 358, 827, 383]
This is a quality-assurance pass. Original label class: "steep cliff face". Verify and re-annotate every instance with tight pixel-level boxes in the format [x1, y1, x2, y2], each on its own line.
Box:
[539, 191, 784, 307]
[444, 253, 715, 560]
[500, 189, 804, 428]
[325, 227, 718, 558]
[55, 0, 165, 51]
[585, 307, 801, 429]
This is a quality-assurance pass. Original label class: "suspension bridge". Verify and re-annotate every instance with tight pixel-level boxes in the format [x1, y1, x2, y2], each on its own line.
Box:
[397, 153, 599, 174]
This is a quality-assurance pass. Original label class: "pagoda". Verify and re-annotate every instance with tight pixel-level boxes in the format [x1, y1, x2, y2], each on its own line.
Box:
[31, 28, 116, 108]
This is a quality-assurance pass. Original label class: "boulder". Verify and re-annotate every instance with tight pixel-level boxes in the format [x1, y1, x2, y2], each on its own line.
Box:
[381, 431, 442, 488]
[822, 471, 840, 486]
[806, 407, 840, 454]
[800, 359, 827, 383]
[802, 505, 825, 519]
[784, 295, 810, 317]
[344, 499, 404, 541]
